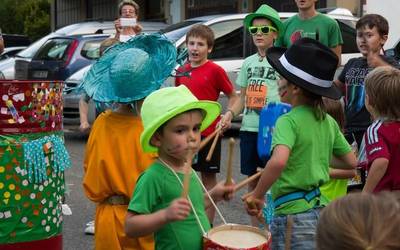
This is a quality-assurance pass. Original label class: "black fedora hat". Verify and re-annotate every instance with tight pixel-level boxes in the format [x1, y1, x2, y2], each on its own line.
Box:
[267, 38, 341, 99]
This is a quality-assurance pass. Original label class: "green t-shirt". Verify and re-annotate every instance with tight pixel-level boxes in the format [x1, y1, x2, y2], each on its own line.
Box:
[271, 106, 351, 215]
[319, 175, 348, 202]
[236, 53, 280, 132]
[275, 13, 343, 48]
[128, 162, 211, 250]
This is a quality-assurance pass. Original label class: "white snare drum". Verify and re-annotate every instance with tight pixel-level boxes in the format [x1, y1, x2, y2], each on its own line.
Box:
[203, 224, 271, 250]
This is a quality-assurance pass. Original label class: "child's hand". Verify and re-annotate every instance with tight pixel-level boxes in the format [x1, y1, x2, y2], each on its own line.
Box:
[210, 181, 235, 202]
[164, 198, 191, 222]
[243, 194, 264, 218]
[219, 112, 233, 132]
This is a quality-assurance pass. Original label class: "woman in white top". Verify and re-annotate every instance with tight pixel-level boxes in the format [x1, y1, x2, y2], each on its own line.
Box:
[114, 0, 142, 42]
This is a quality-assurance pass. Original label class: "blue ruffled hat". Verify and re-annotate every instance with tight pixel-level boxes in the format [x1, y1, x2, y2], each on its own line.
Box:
[81, 33, 177, 103]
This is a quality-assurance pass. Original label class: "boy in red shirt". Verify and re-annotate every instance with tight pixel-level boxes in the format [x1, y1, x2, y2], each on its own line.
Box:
[175, 24, 238, 222]
[363, 66, 400, 193]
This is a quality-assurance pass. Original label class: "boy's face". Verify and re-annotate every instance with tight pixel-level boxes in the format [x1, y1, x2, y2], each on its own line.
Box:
[250, 18, 277, 50]
[356, 26, 387, 56]
[152, 110, 203, 162]
[295, 0, 317, 11]
[187, 36, 212, 67]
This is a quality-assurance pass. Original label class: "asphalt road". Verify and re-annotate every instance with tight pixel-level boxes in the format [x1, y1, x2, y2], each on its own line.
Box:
[62, 129, 254, 250]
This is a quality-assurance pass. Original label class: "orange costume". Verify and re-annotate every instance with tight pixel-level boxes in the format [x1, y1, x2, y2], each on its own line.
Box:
[83, 110, 155, 250]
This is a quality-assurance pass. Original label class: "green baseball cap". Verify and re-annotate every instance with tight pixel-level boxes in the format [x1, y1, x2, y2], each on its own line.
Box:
[140, 85, 221, 153]
[244, 4, 283, 35]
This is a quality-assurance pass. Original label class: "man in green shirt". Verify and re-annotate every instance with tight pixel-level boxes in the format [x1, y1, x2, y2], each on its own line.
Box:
[275, 0, 343, 65]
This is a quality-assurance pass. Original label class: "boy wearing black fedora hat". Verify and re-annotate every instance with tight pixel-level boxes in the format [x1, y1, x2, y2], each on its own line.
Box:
[220, 4, 283, 227]
[244, 38, 357, 249]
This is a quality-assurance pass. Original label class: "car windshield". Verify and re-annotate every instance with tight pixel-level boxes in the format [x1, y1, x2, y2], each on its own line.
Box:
[34, 38, 73, 61]
[162, 20, 203, 42]
[16, 33, 56, 58]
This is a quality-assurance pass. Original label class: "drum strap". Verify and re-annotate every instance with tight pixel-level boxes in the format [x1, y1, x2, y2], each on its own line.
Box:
[158, 158, 206, 235]
[274, 187, 321, 208]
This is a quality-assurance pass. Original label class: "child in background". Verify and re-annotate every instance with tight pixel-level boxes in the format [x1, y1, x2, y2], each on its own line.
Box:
[245, 38, 357, 249]
[319, 98, 356, 201]
[220, 4, 283, 226]
[335, 14, 399, 148]
[125, 85, 235, 250]
[175, 24, 238, 222]
[362, 66, 400, 193]
[316, 192, 400, 250]
[82, 34, 176, 250]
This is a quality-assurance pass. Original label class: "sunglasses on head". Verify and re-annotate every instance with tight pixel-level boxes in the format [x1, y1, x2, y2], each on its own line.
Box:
[248, 25, 277, 35]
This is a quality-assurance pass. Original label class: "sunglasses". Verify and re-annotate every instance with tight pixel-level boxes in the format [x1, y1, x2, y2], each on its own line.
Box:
[248, 25, 277, 35]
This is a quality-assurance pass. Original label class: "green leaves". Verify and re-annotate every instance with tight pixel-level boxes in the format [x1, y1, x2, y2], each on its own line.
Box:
[0, 0, 50, 42]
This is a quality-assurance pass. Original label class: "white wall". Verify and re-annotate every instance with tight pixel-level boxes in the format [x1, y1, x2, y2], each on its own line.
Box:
[366, 0, 400, 49]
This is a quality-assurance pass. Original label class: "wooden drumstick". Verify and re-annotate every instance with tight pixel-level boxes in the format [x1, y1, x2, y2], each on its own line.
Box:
[181, 150, 193, 198]
[205, 130, 220, 162]
[234, 170, 262, 191]
[199, 126, 221, 151]
[225, 138, 235, 185]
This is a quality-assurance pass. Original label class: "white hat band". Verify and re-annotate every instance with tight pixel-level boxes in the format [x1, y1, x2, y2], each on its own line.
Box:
[279, 54, 332, 88]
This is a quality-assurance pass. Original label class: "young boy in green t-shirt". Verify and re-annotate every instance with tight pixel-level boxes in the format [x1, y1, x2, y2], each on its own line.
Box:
[125, 85, 234, 250]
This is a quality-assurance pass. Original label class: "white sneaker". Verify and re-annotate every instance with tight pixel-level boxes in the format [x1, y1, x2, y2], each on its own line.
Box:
[84, 221, 95, 235]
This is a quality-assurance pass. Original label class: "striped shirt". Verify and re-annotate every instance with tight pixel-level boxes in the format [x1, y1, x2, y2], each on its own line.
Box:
[365, 119, 400, 192]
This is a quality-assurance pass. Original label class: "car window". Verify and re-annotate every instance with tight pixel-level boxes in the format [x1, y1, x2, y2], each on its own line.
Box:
[16, 33, 55, 58]
[34, 38, 73, 61]
[337, 20, 358, 54]
[176, 19, 244, 60]
[81, 40, 102, 59]
[208, 20, 244, 60]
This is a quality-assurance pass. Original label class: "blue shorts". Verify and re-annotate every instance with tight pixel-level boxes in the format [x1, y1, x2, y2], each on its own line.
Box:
[270, 208, 321, 250]
[239, 131, 266, 176]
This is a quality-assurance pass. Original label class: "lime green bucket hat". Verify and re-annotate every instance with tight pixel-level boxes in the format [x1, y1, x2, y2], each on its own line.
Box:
[140, 85, 221, 153]
[244, 4, 283, 35]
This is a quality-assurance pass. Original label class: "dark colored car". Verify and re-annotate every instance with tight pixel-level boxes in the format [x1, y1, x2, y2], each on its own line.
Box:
[10, 20, 167, 80]
[2, 34, 31, 47]
[27, 34, 110, 80]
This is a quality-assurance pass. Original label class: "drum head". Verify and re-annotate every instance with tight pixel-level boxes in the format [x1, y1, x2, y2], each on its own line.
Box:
[205, 224, 270, 249]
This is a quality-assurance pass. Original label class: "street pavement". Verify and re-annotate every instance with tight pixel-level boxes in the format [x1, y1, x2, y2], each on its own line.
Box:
[62, 129, 254, 250]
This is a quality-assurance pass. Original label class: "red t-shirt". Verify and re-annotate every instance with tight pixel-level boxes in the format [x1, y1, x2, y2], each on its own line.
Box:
[175, 60, 234, 136]
[365, 119, 400, 192]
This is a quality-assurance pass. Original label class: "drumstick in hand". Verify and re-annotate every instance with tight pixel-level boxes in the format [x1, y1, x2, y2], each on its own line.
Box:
[199, 126, 221, 151]
[206, 129, 220, 162]
[225, 138, 235, 185]
[234, 170, 262, 192]
[181, 150, 193, 198]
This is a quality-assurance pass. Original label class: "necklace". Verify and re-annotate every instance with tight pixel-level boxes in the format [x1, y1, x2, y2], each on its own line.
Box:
[258, 52, 266, 62]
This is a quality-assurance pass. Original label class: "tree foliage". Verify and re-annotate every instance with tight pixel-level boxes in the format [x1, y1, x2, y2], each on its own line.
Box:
[0, 0, 50, 41]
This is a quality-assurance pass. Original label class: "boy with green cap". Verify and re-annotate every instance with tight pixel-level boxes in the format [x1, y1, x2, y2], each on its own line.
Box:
[220, 4, 283, 226]
[125, 85, 235, 250]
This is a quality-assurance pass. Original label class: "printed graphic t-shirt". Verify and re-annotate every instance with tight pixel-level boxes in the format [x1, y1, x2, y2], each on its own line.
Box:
[275, 13, 343, 48]
[338, 56, 399, 133]
[236, 53, 280, 132]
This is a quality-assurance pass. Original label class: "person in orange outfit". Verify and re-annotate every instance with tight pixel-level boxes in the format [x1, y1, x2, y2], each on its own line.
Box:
[81, 33, 177, 250]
